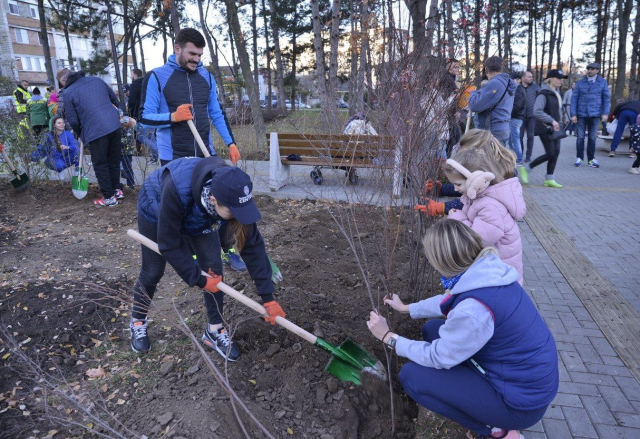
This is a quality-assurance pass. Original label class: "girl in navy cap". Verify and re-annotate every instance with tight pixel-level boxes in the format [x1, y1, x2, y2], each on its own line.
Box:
[130, 156, 286, 360]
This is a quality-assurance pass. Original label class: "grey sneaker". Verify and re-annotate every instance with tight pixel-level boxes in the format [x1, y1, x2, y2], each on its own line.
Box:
[202, 327, 240, 361]
[130, 319, 150, 353]
[588, 159, 600, 168]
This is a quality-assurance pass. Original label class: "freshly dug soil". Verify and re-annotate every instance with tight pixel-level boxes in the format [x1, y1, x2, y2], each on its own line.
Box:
[0, 181, 467, 438]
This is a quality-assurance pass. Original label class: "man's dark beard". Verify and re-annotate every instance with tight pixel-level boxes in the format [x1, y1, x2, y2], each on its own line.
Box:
[178, 55, 197, 71]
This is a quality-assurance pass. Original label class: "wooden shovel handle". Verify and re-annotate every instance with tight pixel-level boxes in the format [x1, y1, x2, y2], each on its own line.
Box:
[186, 119, 211, 158]
[0, 146, 18, 173]
[78, 139, 84, 168]
[126, 229, 317, 344]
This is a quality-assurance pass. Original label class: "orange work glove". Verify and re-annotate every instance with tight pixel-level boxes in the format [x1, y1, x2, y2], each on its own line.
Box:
[203, 269, 222, 293]
[172, 104, 193, 122]
[414, 199, 445, 217]
[0, 143, 4, 152]
[228, 144, 241, 164]
[263, 300, 286, 325]
[425, 179, 442, 197]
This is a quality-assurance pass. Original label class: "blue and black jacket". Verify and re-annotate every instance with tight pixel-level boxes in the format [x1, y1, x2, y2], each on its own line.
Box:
[138, 156, 274, 302]
[139, 55, 235, 161]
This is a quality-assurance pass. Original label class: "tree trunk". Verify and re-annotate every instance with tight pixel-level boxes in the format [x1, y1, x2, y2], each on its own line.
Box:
[327, 0, 341, 120]
[459, 0, 471, 79]
[311, 0, 334, 123]
[269, 0, 287, 114]
[614, 0, 633, 100]
[504, 0, 512, 68]
[527, 2, 533, 69]
[446, 0, 454, 58]
[547, 0, 556, 71]
[137, 25, 146, 73]
[251, 0, 259, 86]
[474, 0, 482, 85]
[349, 0, 358, 115]
[162, 26, 168, 64]
[629, 0, 640, 98]
[197, 0, 225, 105]
[607, 12, 617, 84]
[425, 0, 438, 54]
[38, 0, 55, 89]
[170, 0, 180, 36]
[223, 0, 266, 148]
[534, 14, 539, 82]
[407, 0, 428, 54]
[261, 0, 272, 108]
[496, 0, 502, 59]
[355, 0, 370, 113]
[483, 0, 494, 61]
[596, 0, 604, 64]
[555, 2, 563, 68]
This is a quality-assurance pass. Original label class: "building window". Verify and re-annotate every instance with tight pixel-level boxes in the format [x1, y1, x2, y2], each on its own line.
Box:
[29, 5, 39, 19]
[9, 1, 19, 15]
[19, 56, 46, 72]
[14, 28, 29, 44]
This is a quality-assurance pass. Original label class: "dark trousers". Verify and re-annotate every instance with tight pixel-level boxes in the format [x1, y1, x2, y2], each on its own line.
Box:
[520, 117, 537, 161]
[132, 215, 225, 324]
[121, 153, 135, 188]
[398, 319, 548, 436]
[530, 132, 561, 177]
[90, 128, 123, 198]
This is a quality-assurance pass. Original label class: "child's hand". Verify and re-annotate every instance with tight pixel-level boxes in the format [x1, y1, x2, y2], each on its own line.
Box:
[448, 208, 459, 216]
[384, 294, 409, 313]
[366, 311, 390, 341]
[425, 179, 442, 196]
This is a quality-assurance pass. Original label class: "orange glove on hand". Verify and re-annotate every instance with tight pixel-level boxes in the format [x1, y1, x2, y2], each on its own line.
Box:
[228, 144, 241, 164]
[263, 300, 285, 325]
[204, 269, 222, 293]
[0, 143, 4, 153]
[425, 179, 442, 197]
[172, 104, 193, 122]
[414, 199, 445, 217]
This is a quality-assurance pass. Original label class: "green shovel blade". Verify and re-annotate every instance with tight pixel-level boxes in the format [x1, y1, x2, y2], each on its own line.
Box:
[316, 338, 386, 385]
[72, 172, 89, 199]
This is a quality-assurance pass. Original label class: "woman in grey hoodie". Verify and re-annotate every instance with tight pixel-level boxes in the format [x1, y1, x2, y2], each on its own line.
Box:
[367, 219, 558, 439]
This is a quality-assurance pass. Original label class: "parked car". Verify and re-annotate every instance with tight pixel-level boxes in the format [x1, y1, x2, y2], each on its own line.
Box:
[336, 101, 349, 109]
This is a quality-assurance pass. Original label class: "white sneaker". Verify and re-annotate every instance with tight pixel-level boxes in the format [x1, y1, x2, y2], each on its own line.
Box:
[574, 158, 582, 167]
[629, 167, 640, 174]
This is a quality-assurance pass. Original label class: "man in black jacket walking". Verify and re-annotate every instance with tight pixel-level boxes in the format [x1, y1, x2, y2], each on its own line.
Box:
[509, 72, 526, 166]
[520, 70, 540, 163]
[128, 68, 144, 119]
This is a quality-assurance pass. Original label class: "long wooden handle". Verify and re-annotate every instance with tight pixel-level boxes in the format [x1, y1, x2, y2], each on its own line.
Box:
[186, 119, 211, 158]
[126, 229, 317, 344]
[78, 139, 84, 171]
[0, 148, 17, 173]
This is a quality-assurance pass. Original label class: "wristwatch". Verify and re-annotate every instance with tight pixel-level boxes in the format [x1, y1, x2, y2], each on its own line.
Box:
[385, 334, 398, 350]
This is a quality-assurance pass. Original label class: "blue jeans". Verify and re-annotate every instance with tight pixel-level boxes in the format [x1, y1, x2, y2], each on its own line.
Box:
[611, 109, 638, 151]
[398, 320, 548, 436]
[137, 125, 158, 161]
[133, 214, 225, 324]
[509, 119, 524, 164]
[575, 117, 600, 161]
[492, 129, 510, 147]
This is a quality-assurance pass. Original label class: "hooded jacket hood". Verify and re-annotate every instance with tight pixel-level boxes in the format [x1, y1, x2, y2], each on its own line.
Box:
[450, 252, 518, 295]
[64, 71, 86, 88]
[499, 72, 518, 97]
[476, 177, 526, 221]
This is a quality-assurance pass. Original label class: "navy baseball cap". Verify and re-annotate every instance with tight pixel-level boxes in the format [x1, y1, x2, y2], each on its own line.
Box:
[546, 69, 568, 79]
[209, 167, 260, 224]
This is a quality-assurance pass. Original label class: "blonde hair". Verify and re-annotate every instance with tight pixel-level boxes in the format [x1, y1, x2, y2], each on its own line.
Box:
[422, 219, 497, 277]
[444, 147, 505, 185]
[458, 129, 516, 179]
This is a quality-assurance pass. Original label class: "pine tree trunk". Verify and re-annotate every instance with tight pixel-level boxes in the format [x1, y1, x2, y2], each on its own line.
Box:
[483, 0, 493, 61]
[425, 0, 438, 54]
[555, 3, 563, 68]
[197, 0, 225, 103]
[446, 0, 454, 58]
[349, 0, 358, 115]
[496, 0, 503, 59]
[222, 0, 266, 148]
[547, 0, 556, 71]
[137, 25, 146, 73]
[614, 0, 633, 100]
[269, 0, 287, 115]
[504, 0, 512, 67]
[251, 0, 259, 86]
[458, 0, 471, 79]
[474, 0, 482, 85]
[629, 0, 640, 98]
[527, 3, 533, 69]
[596, 0, 604, 64]
[170, 0, 180, 36]
[408, 0, 428, 54]
[38, 0, 55, 89]
[327, 0, 341, 123]
[355, 0, 370, 113]
[261, 0, 272, 108]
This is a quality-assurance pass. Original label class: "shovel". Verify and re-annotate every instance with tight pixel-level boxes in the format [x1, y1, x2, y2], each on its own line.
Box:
[186, 119, 285, 284]
[126, 228, 386, 385]
[71, 139, 89, 199]
[0, 142, 30, 191]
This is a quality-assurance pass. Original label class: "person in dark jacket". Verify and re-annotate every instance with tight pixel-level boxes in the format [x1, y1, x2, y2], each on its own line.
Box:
[139, 28, 240, 164]
[130, 156, 286, 360]
[128, 68, 144, 119]
[608, 100, 640, 156]
[570, 62, 610, 168]
[367, 219, 558, 439]
[60, 70, 125, 207]
[509, 72, 526, 166]
[519, 70, 567, 188]
[519, 70, 540, 162]
[468, 57, 516, 146]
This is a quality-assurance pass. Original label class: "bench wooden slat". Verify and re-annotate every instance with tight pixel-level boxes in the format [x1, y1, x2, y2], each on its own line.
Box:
[266, 132, 394, 143]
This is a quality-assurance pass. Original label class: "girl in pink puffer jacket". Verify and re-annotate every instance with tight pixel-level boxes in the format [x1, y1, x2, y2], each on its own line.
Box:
[445, 146, 526, 284]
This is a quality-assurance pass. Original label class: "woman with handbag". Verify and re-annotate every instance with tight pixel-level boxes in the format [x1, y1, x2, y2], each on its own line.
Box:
[518, 69, 567, 188]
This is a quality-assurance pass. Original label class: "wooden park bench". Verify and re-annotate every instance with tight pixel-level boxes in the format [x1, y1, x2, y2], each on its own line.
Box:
[268, 132, 401, 192]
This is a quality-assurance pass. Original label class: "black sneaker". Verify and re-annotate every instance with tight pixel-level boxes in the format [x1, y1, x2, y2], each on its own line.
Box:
[130, 319, 150, 353]
[202, 327, 240, 361]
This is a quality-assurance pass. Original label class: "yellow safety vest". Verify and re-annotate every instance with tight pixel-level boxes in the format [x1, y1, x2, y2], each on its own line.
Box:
[13, 87, 31, 114]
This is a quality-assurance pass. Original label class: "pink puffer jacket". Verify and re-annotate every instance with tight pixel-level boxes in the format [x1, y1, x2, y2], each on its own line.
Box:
[448, 177, 526, 284]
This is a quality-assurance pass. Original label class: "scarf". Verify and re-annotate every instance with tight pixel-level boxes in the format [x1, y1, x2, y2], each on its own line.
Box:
[440, 271, 466, 292]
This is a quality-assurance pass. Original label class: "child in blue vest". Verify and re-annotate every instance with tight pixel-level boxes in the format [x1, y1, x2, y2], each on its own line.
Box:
[367, 219, 558, 439]
[30, 115, 79, 180]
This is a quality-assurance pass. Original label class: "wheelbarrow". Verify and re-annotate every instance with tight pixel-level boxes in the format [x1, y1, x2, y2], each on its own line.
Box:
[127, 228, 386, 385]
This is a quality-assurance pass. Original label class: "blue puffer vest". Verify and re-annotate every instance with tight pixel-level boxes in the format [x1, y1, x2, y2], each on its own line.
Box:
[440, 283, 559, 410]
[138, 157, 225, 235]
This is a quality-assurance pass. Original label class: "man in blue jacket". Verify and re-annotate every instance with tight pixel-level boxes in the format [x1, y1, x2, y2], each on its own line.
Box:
[570, 62, 610, 168]
[60, 70, 124, 207]
[468, 56, 516, 146]
[139, 28, 240, 165]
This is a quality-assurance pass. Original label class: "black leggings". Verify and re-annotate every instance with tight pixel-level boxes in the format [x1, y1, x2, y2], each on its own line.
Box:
[530, 132, 560, 176]
[633, 155, 640, 169]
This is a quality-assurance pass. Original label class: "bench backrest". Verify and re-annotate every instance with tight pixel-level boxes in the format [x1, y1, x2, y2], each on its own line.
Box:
[267, 132, 395, 160]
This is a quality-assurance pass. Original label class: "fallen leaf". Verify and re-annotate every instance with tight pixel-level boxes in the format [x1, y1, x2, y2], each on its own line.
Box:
[100, 384, 108, 392]
[2, 353, 10, 360]
[19, 338, 31, 346]
[248, 379, 256, 385]
[85, 367, 106, 379]
[91, 338, 102, 348]
[116, 399, 125, 405]
[287, 427, 294, 435]
[106, 227, 114, 233]
[82, 263, 92, 269]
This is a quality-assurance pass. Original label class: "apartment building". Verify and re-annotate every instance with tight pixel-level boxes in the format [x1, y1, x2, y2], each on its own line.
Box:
[0, 0, 133, 91]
